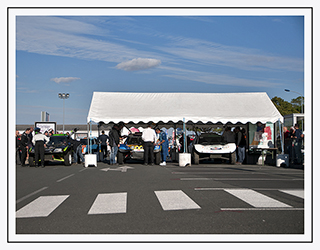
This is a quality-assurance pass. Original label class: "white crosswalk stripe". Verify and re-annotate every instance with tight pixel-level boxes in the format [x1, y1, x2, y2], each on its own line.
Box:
[88, 193, 127, 215]
[154, 190, 201, 211]
[224, 188, 292, 208]
[16, 195, 69, 218]
[279, 189, 304, 199]
[16, 189, 303, 218]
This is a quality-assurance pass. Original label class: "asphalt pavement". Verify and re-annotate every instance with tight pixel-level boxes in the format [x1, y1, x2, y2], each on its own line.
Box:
[13, 160, 306, 241]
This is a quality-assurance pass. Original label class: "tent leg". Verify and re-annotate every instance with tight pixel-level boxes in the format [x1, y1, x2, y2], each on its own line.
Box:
[183, 118, 186, 153]
[87, 122, 89, 152]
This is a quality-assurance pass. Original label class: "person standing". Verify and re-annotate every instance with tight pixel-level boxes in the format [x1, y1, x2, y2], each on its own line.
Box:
[16, 130, 22, 165]
[32, 128, 50, 167]
[20, 128, 31, 167]
[26, 127, 34, 164]
[235, 126, 246, 164]
[109, 124, 120, 165]
[293, 124, 304, 164]
[288, 127, 296, 162]
[68, 137, 85, 165]
[142, 123, 157, 165]
[222, 127, 235, 143]
[155, 128, 169, 166]
[98, 130, 109, 161]
[283, 126, 291, 154]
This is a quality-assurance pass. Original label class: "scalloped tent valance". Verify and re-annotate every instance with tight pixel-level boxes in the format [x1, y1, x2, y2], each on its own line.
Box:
[87, 92, 283, 125]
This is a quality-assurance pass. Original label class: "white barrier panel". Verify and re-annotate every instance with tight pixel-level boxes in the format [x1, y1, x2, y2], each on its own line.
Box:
[179, 153, 191, 167]
[85, 154, 97, 167]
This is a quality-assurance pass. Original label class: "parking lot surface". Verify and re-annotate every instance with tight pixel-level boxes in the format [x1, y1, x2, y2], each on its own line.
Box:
[14, 161, 306, 241]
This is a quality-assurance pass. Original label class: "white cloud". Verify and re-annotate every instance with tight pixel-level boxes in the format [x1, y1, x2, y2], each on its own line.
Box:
[16, 16, 303, 87]
[16, 17, 156, 64]
[116, 58, 161, 71]
[51, 77, 80, 84]
[155, 38, 303, 72]
[159, 65, 281, 87]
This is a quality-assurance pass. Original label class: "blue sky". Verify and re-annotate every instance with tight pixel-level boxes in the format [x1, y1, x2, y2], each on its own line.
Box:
[15, 15, 305, 125]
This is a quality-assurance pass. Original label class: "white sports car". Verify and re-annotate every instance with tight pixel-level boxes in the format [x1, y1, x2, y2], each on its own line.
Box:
[192, 133, 236, 164]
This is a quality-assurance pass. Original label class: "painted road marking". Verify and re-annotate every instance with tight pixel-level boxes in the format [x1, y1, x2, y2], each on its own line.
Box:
[56, 174, 75, 182]
[220, 208, 304, 211]
[224, 189, 292, 208]
[279, 189, 304, 199]
[16, 195, 69, 218]
[172, 171, 304, 175]
[16, 187, 48, 204]
[155, 190, 201, 211]
[100, 166, 134, 172]
[179, 178, 303, 181]
[88, 193, 127, 215]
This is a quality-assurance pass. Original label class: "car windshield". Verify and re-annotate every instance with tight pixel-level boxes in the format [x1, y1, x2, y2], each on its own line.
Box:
[80, 139, 88, 145]
[47, 136, 68, 147]
[197, 133, 222, 145]
[127, 135, 143, 145]
[79, 138, 97, 145]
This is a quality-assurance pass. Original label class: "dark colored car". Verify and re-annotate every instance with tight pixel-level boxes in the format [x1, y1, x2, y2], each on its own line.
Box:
[192, 133, 237, 164]
[117, 132, 161, 164]
[29, 134, 73, 166]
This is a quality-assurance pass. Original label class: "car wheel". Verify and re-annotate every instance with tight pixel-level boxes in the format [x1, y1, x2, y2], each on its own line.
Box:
[155, 152, 161, 165]
[117, 152, 124, 164]
[230, 151, 236, 164]
[64, 152, 72, 166]
[194, 151, 199, 165]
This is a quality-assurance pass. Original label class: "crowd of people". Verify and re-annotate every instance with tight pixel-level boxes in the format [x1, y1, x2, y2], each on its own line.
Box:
[16, 127, 62, 167]
[222, 126, 247, 165]
[16, 122, 304, 167]
[16, 122, 170, 167]
[98, 122, 169, 166]
[283, 124, 304, 165]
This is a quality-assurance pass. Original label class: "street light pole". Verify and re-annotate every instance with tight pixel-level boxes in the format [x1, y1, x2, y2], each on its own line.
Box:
[58, 93, 70, 133]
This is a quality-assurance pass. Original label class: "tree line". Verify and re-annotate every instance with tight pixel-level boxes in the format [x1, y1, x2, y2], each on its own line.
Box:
[271, 96, 304, 116]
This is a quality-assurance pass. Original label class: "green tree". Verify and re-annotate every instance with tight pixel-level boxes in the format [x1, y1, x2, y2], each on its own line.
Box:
[271, 96, 300, 116]
[290, 96, 304, 113]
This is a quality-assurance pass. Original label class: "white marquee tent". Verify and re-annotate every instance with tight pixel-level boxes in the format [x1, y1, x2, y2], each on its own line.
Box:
[87, 92, 283, 125]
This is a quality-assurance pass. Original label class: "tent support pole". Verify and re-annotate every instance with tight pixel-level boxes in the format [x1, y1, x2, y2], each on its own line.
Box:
[174, 123, 176, 152]
[87, 122, 89, 153]
[89, 120, 92, 154]
[183, 118, 186, 153]
[278, 118, 284, 154]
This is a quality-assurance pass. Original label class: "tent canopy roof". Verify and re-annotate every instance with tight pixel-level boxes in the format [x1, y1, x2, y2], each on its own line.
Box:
[87, 92, 283, 125]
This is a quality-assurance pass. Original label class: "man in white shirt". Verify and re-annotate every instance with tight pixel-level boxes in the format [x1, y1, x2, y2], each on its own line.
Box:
[142, 123, 157, 165]
[32, 127, 50, 167]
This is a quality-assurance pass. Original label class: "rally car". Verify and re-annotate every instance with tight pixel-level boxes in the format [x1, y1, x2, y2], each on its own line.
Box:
[192, 132, 236, 164]
[79, 138, 100, 155]
[28, 134, 73, 166]
[117, 132, 161, 164]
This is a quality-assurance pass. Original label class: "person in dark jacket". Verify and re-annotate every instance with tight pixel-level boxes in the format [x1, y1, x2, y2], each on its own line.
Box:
[235, 126, 246, 165]
[16, 130, 21, 165]
[98, 131, 109, 160]
[293, 124, 304, 164]
[68, 137, 84, 164]
[20, 128, 31, 167]
[108, 124, 121, 165]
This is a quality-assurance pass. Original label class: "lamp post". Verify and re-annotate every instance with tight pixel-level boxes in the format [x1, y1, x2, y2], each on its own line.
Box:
[58, 93, 69, 133]
[284, 89, 303, 113]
